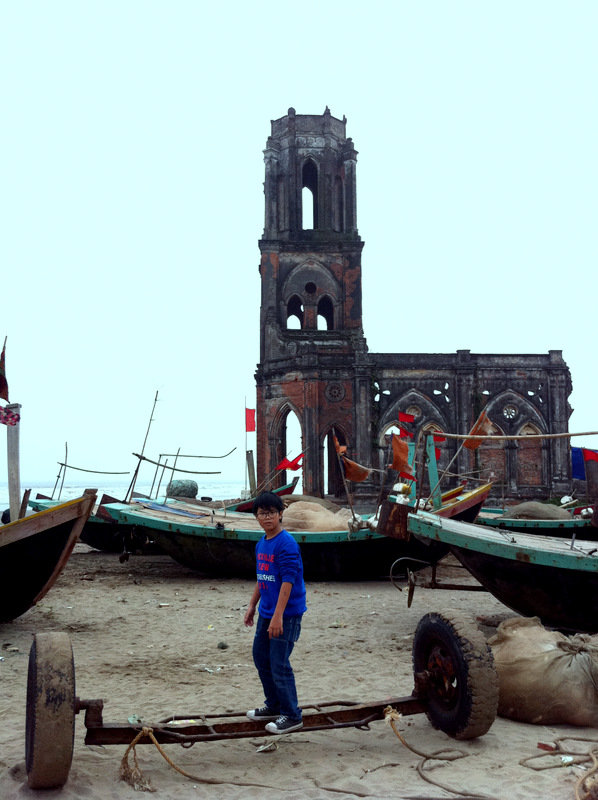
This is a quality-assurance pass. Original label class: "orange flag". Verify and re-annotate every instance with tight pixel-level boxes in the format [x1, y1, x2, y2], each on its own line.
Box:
[333, 435, 347, 455]
[463, 410, 493, 450]
[341, 456, 371, 482]
[390, 434, 412, 474]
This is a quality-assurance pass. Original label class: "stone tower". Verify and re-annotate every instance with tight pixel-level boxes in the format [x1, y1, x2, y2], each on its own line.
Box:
[255, 107, 369, 496]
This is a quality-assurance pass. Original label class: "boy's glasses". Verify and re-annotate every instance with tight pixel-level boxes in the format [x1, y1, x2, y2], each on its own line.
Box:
[256, 510, 279, 518]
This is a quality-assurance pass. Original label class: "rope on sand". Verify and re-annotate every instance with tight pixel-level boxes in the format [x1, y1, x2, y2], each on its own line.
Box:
[119, 726, 278, 792]
[119, 726, 224, 791]
[119, 728, 157, 792]
[383, 706, 500, 800]
[519, 736, 598, 799]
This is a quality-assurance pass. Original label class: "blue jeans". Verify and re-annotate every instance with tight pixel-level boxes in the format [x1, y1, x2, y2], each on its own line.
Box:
[252, 614, 302, 721]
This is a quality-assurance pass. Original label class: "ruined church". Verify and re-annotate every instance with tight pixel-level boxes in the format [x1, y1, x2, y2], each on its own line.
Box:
[255, 108, 572, 501]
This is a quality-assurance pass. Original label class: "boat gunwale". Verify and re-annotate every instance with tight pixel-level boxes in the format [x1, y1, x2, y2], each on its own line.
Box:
[103, 502, 382, 544]
[409, 510, 598, 572]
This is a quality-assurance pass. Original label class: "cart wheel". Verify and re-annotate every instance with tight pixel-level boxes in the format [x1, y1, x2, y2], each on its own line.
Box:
[26, 632, 76, 789]
[412, 610, 498, 740]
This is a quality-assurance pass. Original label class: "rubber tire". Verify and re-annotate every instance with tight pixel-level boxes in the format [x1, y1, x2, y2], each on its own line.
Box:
[26, 632, 76, 789]
[412, 610, 498, 740]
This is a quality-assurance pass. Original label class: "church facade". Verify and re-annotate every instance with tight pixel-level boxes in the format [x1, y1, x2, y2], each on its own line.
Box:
[255, 108, 572, 501]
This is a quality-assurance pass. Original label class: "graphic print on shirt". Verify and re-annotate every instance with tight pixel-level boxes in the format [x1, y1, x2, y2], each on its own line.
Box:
[257, 551, 276, 588]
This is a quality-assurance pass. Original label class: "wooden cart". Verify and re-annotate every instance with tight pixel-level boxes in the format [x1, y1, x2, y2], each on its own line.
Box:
[25, 610, 499, 789]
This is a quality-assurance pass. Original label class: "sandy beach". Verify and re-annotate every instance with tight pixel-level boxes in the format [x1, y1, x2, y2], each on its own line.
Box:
[0, 545, 595, 800]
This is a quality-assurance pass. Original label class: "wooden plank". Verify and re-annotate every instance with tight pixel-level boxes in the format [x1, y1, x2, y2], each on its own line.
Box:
[6, 403, 22, 522]
[246, 450, 257, 495]
[0, 493, 95, 549]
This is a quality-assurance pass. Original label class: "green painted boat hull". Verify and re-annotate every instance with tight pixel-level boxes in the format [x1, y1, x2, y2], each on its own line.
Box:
[103, 502, 447, 580]
[409, 511, 598, 632]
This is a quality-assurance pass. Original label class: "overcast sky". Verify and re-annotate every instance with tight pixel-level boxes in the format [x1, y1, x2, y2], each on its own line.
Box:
[1, 1, 596, 491]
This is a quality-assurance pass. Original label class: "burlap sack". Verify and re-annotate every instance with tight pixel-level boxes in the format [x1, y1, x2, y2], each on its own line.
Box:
[282, 501, 355, 532]
[499, 501, 570, 520]
[488, 617, 598, 726]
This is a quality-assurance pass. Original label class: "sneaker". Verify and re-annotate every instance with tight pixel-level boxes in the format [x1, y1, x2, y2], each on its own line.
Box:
[246, 706, 279, 721]
[265, 715, 304, 734]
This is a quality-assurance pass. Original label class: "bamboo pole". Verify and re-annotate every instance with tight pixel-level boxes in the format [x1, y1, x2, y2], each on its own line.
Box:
[127, 391, 159, 501]
[58, 442, 68, 499]
[332, 427, 359, 524]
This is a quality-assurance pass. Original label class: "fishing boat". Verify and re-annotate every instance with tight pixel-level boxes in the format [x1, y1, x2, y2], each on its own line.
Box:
[407, 509, 598, 633]
[475, 502, 598, 540]
[0, 490, 96, 622]
[28, 493, 162, 555]
[224, 477, 299, 512]
[98, 426, 494, 579]
[102, 497, 414, 580]
[372, 431, 493, 561]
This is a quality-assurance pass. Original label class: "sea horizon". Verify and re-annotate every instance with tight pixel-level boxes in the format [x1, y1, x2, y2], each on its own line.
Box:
[0, 476, 249, 513]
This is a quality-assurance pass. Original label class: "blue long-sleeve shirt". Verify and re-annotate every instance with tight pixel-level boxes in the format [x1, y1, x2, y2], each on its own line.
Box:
[255, 529, 307, 618]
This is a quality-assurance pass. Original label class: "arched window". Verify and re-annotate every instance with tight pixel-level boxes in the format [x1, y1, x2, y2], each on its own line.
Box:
[478, 420, 506, 486]
[286, 295, 304, 329]
[280, 409, 303, 494]
[516, 423, 543, 487]
[317, 296, 334, 330]
[323, 429, 347, 497]
[302, 159, 318, 230]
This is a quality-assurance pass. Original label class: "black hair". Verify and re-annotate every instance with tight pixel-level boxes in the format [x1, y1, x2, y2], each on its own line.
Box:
[252, 491, 284, 515]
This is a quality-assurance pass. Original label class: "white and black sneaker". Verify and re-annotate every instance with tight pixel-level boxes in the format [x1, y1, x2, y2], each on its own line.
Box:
[265, 715, 304, 734]
[246, 706, 279, 721]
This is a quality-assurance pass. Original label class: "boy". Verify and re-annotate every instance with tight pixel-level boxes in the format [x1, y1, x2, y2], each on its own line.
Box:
[244, 491, 306, 734]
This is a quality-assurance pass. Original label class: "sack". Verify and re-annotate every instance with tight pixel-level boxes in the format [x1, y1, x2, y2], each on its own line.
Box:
[488, 617, 598, 726]
[499, 501, 570, 520]
[282, 501, 354, 532]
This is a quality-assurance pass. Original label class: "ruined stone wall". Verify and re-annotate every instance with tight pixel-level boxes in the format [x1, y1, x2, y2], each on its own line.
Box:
[255, 110, 573, 501]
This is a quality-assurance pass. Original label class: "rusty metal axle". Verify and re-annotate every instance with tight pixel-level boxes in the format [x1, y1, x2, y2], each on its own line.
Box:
[77, 695, 427, 746]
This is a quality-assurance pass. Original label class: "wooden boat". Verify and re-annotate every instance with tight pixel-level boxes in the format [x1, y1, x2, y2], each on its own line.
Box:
[374, 431, 492, 558]
[407, 509, 598, 633]
[97, 430, 494, 579]
[476, 505, 598, 540]
[224, 477, 299, 512]
[28, 493, 162, 554]
[102, 498, 413, 580]
[374, 481, 493, 569]
[0, 490, 96, 622]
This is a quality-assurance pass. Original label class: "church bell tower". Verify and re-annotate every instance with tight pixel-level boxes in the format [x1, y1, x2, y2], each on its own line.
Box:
[255, 107, 370, 496]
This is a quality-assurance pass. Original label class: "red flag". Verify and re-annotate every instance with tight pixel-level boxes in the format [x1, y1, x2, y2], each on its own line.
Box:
[0, 341, 8, 402]
[399, 471, 417, 482]
[341, 456, 371, 482]
[463, 410, 493, 450]
[390, 434, 412, 475]
[275, 453, 303, 471]
[398, 411, 415, 423]
[245, 408, 256, 432]
[0, 406, 19, 426]
[433, 434, 446, 443]
[435, 447, 441, 461]
[398, 426, 413, 439]
[583, 449, 598, 463]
